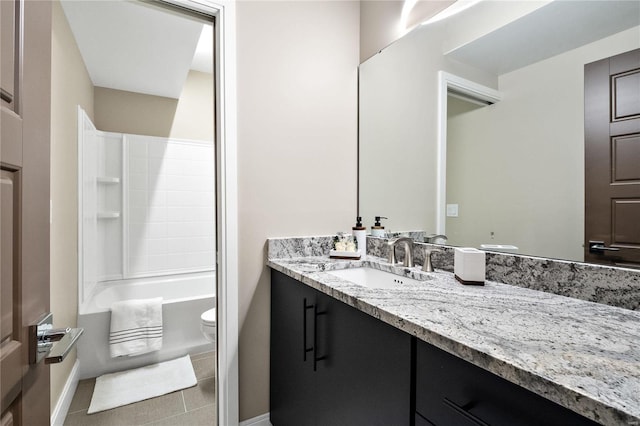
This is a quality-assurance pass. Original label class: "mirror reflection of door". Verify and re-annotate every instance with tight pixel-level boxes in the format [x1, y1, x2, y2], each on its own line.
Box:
[585, 48, 640, 268]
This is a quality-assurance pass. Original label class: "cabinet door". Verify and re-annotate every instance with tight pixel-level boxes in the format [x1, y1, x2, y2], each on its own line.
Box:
[270, 271, 317, 426]
[315, 292, 412, 426]
[415, 340, 598, 426]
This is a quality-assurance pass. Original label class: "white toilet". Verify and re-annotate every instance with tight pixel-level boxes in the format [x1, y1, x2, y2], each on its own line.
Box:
[200, 308, 216, 344]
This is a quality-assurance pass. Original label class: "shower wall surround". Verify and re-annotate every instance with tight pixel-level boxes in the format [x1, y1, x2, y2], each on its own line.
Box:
[78, 108, 215, 304]
[126, 134, 215, 278]
[267, 235, 640, 311]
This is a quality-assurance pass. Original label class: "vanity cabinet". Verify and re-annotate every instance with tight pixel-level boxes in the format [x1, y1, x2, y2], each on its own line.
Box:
[415, 340, 598, 426]
[271, 269, 600, 426]
[270, 270, 412, 426]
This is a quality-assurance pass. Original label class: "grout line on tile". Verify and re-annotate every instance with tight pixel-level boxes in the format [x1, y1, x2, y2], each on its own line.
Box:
[181, 390, 187, 413]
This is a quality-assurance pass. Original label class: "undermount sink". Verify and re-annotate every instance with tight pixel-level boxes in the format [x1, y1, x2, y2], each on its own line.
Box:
[327, 267, 426, 289]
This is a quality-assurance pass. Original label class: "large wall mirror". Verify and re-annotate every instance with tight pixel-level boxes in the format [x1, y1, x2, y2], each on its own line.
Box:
[359, 0, 640, 264]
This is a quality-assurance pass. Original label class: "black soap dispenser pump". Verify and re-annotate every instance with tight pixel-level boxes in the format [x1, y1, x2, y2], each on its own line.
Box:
[371, 216, 387, 237]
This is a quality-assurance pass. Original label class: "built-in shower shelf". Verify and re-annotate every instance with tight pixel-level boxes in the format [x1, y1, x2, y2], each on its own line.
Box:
[97, 176, 121, 184]
[97, 211, 121, 219]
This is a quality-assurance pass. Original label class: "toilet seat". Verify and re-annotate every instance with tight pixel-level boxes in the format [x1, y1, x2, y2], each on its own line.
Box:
[201, 308, 216, 326]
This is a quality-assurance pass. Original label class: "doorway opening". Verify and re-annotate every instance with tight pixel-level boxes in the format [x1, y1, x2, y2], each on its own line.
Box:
[435, 71, 501, 237]
[50, 0, 238, 424]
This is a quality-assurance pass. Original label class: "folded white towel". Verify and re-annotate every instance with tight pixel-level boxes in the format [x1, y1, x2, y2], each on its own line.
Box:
[109, 297, 163, 358]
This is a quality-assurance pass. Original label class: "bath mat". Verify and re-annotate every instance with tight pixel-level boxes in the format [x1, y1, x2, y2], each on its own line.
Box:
[87, 355, 197, 414]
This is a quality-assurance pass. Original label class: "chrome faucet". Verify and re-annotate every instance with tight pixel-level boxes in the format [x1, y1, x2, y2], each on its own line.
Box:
[387, 237, 414, 267]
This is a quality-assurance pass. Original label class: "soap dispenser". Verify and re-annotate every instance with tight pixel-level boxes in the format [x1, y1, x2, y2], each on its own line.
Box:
[353, 216, 367, 257]
[371, 216, 387, 237]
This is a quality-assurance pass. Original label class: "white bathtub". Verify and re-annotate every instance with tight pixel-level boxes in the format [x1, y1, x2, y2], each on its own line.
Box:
[77, 271, 215, 379]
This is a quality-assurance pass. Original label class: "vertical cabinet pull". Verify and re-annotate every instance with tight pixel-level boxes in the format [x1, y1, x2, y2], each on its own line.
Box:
[313, 305, 327, 371]
[443, 398, 490, 426]
[302, 297, 328, 371]
[303, 298, 314, 361]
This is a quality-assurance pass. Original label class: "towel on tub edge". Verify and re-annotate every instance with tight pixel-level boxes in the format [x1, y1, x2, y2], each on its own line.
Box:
[109, 297, 163, 358]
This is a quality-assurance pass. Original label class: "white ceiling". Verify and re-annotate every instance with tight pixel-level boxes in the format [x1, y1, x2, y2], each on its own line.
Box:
[61, 1, 213, 99]
[446, 0, 640, 76]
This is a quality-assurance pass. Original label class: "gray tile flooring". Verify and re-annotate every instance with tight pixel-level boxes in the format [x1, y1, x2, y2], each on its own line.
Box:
[64, 352, 216, 425]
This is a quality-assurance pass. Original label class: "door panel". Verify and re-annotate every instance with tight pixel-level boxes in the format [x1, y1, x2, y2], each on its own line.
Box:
[0, 1, 51, 424]
[612, 135, 640, 182]
[1, 171, 21, 414]
[612, 199, 640, 244]
[1, 0, 16, 110]
[585, 48, 640, 266]
[612, 70, 640, 120]
[1, 171, 15, 342]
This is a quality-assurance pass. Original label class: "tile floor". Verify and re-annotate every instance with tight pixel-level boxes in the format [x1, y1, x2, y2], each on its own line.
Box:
[64, 352, 215, 425]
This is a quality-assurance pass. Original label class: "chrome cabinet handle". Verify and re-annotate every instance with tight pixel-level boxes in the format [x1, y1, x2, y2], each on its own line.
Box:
[589, 240, 620, 253]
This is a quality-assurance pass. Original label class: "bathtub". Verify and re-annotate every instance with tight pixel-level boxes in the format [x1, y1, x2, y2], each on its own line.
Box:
[77, 271, 215, 379]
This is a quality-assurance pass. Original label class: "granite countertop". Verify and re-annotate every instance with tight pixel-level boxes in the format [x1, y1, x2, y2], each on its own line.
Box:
[267, 255, 640, 426]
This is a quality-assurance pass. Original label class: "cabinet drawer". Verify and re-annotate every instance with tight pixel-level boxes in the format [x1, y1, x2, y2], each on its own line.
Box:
[415, 340, 598, 426]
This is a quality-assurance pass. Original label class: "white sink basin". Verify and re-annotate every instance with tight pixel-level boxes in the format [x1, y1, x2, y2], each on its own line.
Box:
[327, 267, 425, 289]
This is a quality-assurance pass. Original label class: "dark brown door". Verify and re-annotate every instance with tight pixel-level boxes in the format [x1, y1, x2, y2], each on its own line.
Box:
[1, 1, 52, 424]
[585, 48, 640, 267]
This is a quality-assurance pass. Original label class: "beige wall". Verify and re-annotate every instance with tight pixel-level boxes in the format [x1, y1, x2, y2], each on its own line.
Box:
[170, 70, 214, 141]
[445, 26, 640, 261]
[236, 1, 359, 420]
[50, 0, 95, 412]
[359, 1, 404, 62]
[94, 70, 214, 141]
[359, 0, 457, 63]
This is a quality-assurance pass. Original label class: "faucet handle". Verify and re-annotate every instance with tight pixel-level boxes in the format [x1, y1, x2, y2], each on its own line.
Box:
[386, 237, 413, 265]
[386, 239, 398, 264]
[425, 234, 448, 244]
[422, 248, 442, 272]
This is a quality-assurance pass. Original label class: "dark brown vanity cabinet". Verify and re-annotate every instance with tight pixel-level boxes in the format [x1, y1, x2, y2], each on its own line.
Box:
[270, 270, 412, 426]
[415, 340, 599, 426]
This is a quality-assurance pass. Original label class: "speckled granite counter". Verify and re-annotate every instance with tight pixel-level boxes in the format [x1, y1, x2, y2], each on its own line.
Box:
[267, 254, 640, 426]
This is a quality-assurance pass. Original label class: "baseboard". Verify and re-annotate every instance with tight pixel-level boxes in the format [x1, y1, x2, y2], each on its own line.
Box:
[239, 412, 271, 426]
[50, 359, 81, 426]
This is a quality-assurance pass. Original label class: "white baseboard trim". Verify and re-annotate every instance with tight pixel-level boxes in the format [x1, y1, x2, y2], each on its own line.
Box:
[50, 359, 81, 426]
[239, 412, 271, 426]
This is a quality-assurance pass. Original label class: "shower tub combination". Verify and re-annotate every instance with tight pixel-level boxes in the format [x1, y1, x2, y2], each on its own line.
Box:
[77, 271, 215, 379]
[76, 108, 217, 379]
